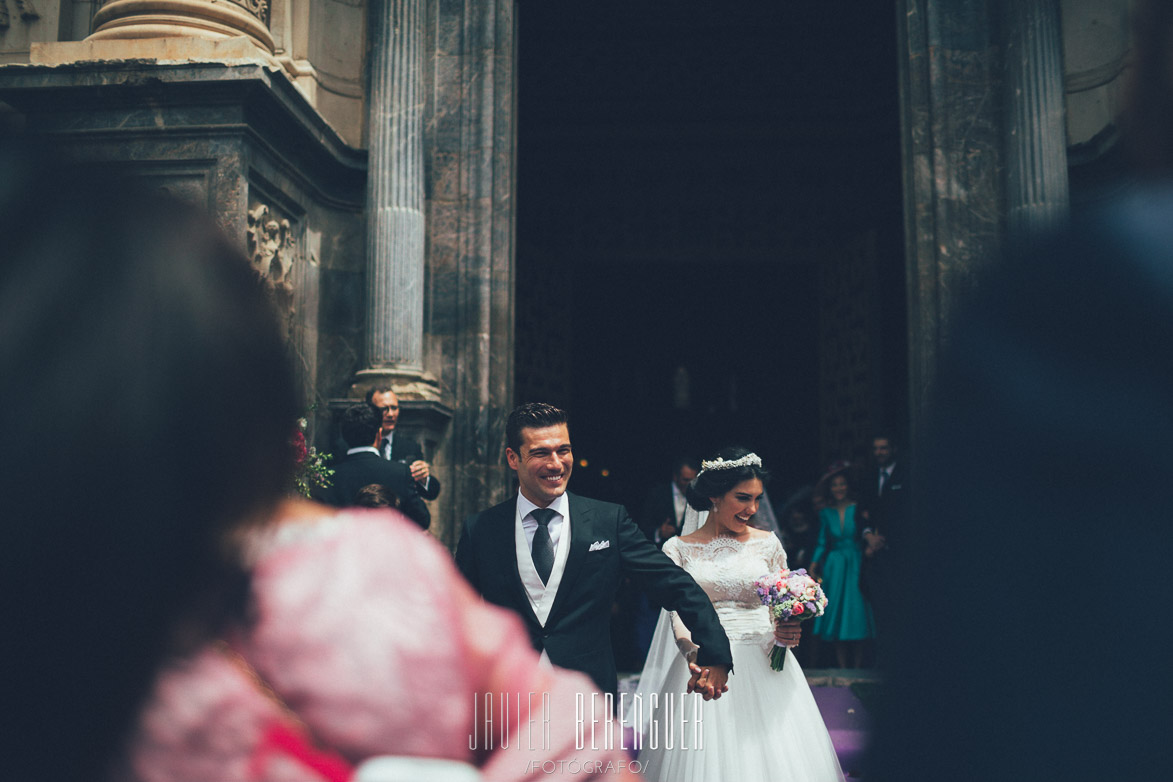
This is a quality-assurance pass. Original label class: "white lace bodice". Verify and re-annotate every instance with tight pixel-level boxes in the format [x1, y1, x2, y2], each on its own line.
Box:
[663, 533, 787, 648]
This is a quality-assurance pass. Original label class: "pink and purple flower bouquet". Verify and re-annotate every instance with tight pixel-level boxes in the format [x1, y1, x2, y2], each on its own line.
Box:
[754, 569, 828, 671]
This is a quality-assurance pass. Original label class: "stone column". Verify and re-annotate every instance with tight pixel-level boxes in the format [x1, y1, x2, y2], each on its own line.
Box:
[898, 0, 1005, 445]
[362, 0, 425, 376]
[899, 0, 1072, 448]
[422, 0, 516, 547]
[346, 0, 450, 538]
[1004, 0, 1069, 237]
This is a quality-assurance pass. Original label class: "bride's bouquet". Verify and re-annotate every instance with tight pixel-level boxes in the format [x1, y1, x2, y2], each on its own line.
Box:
[754, 569, 828, 671]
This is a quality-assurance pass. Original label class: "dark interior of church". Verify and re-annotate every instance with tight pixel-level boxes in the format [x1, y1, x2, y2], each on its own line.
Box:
[516, 1, 906, 509]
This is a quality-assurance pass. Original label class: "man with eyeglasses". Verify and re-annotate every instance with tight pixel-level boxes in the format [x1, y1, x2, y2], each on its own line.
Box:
[365, 387, 441, 501]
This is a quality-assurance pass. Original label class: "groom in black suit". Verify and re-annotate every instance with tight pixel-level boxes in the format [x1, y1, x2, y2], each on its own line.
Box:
[456, 403, 732, 697]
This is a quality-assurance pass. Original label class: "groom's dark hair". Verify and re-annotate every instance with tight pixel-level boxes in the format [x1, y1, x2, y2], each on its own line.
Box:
[506, 402, 569, 453]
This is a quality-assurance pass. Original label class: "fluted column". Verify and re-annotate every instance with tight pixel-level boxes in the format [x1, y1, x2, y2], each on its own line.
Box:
[1004, 0, 1069, 236]
[364, 0, 424, 372]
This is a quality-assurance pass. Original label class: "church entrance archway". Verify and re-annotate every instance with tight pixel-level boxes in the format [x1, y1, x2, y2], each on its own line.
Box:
[515, 0, 907, 511]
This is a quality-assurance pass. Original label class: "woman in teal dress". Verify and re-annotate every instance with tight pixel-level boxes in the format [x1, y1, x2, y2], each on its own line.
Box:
[811, 465, 874, 667]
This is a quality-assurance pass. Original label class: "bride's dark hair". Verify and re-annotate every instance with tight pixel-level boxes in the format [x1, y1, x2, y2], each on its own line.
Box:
[685, 445, 770, 511]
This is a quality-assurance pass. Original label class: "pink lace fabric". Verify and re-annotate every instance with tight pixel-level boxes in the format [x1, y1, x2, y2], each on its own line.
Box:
[120, 508, 637, 782]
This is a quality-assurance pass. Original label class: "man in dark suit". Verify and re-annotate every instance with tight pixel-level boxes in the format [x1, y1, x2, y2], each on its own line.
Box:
[859, 433, 906, 634]
[636, 455, 701, 548]
[367, 387, 441, 501]
[318, 403, 431, 529]
[456, 403, 732, 697]
[862, 434, 908, 552]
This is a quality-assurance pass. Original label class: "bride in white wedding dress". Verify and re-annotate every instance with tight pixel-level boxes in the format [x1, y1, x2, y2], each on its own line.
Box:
[629, 447, 845, 782]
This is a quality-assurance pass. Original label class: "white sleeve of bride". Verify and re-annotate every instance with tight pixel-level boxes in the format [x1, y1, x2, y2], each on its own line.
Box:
[770, 534, 788, 572]
[662, 538, 699, 661]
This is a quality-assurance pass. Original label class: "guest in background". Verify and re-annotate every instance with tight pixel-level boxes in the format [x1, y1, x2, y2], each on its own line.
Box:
[367, 387, 441, 500]
[626, 455, 702, 660]
[354, 483, 400, 509]
[810, 463, 874, 668]
[859, 433, 907, 637]
[317, 403, 429, 529]
[779, 487, 819, 573]
[777, 487, 821, 667]
[636, 455, 701, 548]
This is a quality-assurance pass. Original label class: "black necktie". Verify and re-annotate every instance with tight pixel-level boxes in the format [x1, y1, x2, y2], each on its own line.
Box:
[530, 508, 557, 585]
[382, 437, 392, 460]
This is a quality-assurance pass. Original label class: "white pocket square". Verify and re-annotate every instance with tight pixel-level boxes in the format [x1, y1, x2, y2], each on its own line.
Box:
[588, 540, 611, 552]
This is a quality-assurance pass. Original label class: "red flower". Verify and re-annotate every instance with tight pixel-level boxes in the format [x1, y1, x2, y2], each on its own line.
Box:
[291, 429, 309, 465]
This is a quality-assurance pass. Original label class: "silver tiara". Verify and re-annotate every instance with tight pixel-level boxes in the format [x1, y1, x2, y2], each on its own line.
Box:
[699, 453, 762, 474]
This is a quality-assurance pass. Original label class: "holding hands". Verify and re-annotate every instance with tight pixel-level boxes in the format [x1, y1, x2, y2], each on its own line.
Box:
[686, 662, 729, 700]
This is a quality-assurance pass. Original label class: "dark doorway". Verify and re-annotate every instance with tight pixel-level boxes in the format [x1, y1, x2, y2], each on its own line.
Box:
[516, 0, 905, 512]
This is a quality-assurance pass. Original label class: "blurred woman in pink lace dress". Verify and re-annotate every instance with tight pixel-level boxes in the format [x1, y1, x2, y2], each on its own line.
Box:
[123, 501, 638, 782]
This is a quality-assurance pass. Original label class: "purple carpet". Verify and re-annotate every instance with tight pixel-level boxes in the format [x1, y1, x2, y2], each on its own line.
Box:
[812, 685, 870, 779]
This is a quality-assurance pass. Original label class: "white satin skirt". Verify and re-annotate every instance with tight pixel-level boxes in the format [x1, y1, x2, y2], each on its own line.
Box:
[633, 638, 845, 782]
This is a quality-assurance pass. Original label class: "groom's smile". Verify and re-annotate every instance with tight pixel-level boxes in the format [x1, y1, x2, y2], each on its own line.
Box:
[507, 423, 574, 507]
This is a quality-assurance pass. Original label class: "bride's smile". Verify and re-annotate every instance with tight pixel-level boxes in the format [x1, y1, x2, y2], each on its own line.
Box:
[708, 478, 764, 538]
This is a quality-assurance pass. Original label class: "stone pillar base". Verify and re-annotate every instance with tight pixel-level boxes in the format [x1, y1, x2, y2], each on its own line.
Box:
[31, 36, 277, 67]
[350, 367, 446, 406]
[345, 367, 453, 465]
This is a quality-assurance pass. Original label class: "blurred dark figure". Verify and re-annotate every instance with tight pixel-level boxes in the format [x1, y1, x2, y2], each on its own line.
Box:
[0, 135, 299, 782]
[778, 487, 820, 667]
[778, 487, 819, 573]
[624, 455, 701, 663]
[871, 2, 1173, 778]
[355, 483, 401, 509]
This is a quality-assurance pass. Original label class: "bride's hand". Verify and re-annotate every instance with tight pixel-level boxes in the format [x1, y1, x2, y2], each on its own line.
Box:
[774, 619, 802, 648]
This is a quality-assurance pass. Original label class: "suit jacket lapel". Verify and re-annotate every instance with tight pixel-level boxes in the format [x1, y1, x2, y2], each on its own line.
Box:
[547, 493, 591, 624]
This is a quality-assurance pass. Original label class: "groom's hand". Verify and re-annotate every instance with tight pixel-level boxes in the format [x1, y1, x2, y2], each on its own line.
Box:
[686, 662, 729, 700]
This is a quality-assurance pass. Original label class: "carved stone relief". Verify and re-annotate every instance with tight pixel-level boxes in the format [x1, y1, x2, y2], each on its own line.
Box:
[0, 0, 39, 29]
[247, 201, 297, 319]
